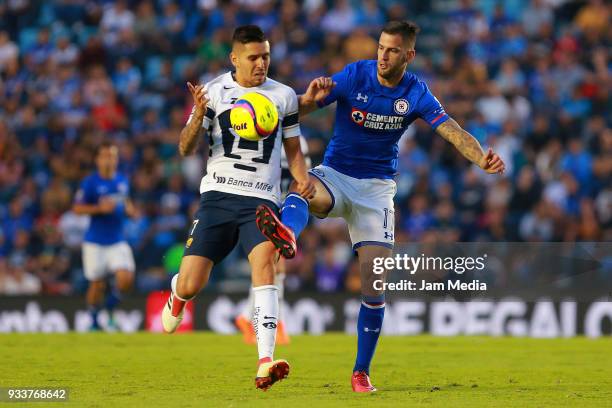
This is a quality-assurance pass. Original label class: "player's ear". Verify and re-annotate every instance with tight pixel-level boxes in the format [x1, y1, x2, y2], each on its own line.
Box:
[230, 51, 238, 69]
[405, 48, 416, 64]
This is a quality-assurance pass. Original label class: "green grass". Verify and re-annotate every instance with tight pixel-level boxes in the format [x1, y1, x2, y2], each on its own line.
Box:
[1, 333, 611, 407]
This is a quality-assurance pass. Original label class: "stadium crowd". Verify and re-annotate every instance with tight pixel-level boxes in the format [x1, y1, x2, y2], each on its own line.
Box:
[0, 0, 610, 295]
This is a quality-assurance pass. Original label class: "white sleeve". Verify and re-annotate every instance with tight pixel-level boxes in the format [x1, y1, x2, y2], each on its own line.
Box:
[281, 88, 300, 139]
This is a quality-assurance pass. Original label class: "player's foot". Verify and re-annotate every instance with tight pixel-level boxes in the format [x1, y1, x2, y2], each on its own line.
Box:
[256, 205, 296, 259]
[88, 323, 102, 332]
[255, 359, 290, 391]
[276, 321, 290, 345]
[106, 314, 118, 332]
[162, 293, 184, 333]
[351, 370, 377, 393]
[235, 315, 256, 344]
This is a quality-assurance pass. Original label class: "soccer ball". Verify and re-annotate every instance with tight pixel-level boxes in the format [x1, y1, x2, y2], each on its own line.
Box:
[230, 92, 279, 141]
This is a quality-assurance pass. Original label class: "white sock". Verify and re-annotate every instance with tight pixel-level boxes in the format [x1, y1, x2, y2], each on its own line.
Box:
[252, 285, 279, 361]
[171, 274, 192, 301]
[274, 273, 285, 321]
[241, 286, 255, 319]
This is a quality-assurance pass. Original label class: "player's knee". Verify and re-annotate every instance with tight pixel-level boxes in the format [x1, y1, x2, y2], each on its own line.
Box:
[116, 272, 134, 292]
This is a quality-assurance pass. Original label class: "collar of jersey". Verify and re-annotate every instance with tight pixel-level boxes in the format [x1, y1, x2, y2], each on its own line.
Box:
[369, 65, 414, 97]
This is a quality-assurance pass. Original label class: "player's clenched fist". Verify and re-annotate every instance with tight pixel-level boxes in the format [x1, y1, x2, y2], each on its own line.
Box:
[480, 148, 505, 174]
[295, 178, 316, 200]
[187, 82, 209, 114]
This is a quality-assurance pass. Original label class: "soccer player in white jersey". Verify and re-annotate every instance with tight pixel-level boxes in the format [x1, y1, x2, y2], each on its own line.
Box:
[161, 25, 314, 391]
[235, 136, 310, 345]
[257, 21, 506, 392]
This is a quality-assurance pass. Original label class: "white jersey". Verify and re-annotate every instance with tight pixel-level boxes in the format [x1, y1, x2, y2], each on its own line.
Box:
[187, 72, 301, 205]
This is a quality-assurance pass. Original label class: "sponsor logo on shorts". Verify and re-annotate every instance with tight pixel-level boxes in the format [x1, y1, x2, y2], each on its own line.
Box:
[186, 237, 193, 248]
[311, 168, 325, 178]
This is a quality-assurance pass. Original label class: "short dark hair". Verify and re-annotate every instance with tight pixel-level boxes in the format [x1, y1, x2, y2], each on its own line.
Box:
[96, 141, 116, 155]
[232, 25, 267, 45]
[382, 21, 420, 47]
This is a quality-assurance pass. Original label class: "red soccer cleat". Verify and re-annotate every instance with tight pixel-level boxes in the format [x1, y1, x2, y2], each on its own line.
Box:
[351, 370, 377, 393]
[255, 359, 290, 391]
[256, 205, 296, 259]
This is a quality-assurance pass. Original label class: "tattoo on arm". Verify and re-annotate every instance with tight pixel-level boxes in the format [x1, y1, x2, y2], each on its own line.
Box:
[436, 119, 485, 166]
[179, 110, 205, 156]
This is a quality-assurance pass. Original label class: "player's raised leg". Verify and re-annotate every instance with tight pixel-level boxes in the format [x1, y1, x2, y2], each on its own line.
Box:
[256, 174, 332, 258]
[351, 245, 391, 393]
[248, 241, 289, 390]
[162, 255, 213, 333]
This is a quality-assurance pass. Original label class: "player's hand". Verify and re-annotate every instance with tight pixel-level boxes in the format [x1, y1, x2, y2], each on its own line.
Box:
[480, 148, 505, 174]
[304, 77, 335, 104]
[98, 198, 116, 214]
[187, 82, 209, 115]
[295, 178, 316, 200]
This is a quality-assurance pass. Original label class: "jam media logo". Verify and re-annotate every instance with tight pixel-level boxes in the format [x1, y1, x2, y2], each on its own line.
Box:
[185, 237, 193, 248]
[213, 172, 226, 184]
[351, 108, 366, 125]
[394, 98, 409, 115]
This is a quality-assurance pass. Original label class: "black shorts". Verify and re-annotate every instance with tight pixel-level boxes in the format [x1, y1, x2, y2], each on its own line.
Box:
[183, 191, 279, 264]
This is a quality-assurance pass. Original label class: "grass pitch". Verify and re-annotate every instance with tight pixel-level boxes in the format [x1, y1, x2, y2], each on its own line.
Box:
[2, 333, 611, 407]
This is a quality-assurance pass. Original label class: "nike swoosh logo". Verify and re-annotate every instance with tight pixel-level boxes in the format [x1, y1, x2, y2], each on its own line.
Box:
[264, 316, 277, 320]
[223, 86, 234, 89]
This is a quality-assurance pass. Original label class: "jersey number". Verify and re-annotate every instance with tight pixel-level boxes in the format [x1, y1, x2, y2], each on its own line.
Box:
[217, 110, 277, 173]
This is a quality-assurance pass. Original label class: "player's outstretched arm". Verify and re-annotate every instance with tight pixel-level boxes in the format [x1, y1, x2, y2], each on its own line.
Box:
[435, 118, 505, 174]
[179, 82, 209, 156]
[298, 77, 335, 117]
[282, 137, 316, 199]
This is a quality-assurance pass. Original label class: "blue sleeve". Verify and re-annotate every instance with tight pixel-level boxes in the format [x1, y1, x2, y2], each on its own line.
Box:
[75, 178, 97, 205]
[416, 82, 449, 129]
[317, 63, 356, 108]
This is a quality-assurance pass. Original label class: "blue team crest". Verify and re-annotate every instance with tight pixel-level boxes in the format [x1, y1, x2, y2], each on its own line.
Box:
[394, 99, 410, 115]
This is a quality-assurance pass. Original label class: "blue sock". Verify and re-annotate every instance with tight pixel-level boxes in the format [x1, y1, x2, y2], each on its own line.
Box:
[89, 306, 101, 328]
[281, 193, 309, 238]
[104, 289, 122, 312]
[353, 300, 385, 375]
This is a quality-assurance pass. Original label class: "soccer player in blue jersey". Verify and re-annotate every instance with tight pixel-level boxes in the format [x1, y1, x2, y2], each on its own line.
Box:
[73, 142, 136, 331]
[256, 21, 505, 392]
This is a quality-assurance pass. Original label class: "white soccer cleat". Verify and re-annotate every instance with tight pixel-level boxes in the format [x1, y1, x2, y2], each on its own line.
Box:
[162, 293, 184, 334]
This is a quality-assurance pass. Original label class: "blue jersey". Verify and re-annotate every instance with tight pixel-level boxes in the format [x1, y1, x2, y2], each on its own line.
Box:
[76, 172, 130, 245]
[319, 60, 449, 179]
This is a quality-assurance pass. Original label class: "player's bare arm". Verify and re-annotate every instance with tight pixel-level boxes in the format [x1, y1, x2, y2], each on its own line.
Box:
[282, 137, 315, 199]
[298, 76, 335, 117]
[436, 118, 505, 174]
[179, 82, 209, 156]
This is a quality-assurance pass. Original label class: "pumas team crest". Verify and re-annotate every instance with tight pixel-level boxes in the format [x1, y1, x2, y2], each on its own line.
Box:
[394, 99, 409, 115]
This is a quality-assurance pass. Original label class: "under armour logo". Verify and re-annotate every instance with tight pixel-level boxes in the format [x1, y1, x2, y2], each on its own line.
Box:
[213, 172, 226, 184]
[356, 93, 368, 103]
[364, 327, 380, 333]
[384, 232, 394, 240]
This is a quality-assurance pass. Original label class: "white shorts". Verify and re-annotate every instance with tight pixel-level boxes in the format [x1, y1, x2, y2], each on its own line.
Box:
[82, 241, 135, 281]
[309, 165, 396, 250]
